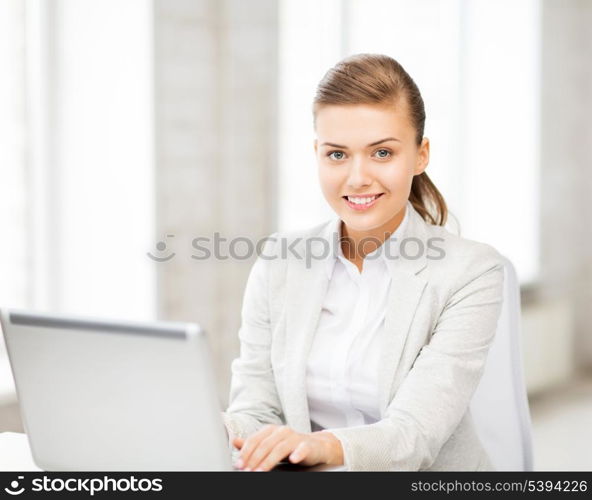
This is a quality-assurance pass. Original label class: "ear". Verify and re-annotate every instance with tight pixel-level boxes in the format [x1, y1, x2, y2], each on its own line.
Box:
[414, 137, 429, 175]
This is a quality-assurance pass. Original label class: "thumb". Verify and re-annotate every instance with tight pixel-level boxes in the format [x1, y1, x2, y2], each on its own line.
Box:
[232, 436, 245, 449]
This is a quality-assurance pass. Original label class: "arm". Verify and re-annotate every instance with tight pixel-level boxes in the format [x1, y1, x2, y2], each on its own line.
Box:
[223, 232, 285, 445]
[326, 254, 505, 471]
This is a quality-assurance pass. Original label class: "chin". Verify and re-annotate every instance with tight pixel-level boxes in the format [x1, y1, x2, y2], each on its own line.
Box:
[341, 215, 388, 231]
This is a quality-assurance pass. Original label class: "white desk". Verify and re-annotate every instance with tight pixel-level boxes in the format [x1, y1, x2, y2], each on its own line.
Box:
[0, 432, 42, 471]
[0, 433, 345, 471]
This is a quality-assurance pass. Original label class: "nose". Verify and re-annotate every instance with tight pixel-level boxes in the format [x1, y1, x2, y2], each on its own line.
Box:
[346, 156, 372, 189]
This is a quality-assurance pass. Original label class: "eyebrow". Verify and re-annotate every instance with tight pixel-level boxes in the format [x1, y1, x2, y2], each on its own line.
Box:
[320, 137, 400, 149]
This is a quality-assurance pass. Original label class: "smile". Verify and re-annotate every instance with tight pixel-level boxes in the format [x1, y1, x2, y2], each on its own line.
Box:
[342, 193, 384, 211]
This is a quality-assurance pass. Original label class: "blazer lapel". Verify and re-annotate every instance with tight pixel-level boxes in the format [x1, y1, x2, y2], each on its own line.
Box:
[282, 236, 331, 432]
[281, 203, 430, 429]
[379, 205, 429, 414]
[379, 270, 427, 413]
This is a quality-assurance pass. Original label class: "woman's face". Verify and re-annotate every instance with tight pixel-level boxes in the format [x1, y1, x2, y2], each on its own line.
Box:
[314, 101, 429, 238]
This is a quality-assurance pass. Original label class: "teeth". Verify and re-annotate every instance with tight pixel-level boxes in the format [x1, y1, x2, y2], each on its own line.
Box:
[347, 195, 378, 205]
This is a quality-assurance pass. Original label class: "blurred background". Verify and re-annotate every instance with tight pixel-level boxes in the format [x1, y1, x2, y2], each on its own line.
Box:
[0, 0, 590, 470]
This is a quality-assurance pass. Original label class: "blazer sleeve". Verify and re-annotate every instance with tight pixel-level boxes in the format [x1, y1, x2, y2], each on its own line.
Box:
[222, 232, 285, 446]
[325, 250, 505, 471]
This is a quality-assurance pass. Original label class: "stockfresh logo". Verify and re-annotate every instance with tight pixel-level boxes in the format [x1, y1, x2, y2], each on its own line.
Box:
[4, 476, 25, 495]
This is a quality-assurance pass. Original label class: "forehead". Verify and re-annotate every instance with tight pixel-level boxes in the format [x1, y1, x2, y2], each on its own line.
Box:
[315, 102, 412, 143]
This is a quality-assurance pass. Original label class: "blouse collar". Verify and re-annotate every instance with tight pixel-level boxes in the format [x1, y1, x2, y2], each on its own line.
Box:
[324, 199, 412, 279]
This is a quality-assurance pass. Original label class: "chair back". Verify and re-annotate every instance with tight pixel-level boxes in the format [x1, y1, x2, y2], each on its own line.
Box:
[469, 256, 534, 471]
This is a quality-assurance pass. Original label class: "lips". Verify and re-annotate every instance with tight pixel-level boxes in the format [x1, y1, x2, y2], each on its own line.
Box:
[343, 193, 384, 211]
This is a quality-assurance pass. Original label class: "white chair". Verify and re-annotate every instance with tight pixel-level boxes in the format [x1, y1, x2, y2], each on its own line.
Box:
[469, 256, 534, 471]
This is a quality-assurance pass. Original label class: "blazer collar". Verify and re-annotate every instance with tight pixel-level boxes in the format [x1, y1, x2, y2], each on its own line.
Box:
[282, 201, 430, 432]
[323, 199, 414, 279]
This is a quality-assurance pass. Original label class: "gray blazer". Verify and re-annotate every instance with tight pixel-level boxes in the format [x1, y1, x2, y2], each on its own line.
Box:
[223, 203, 505, 471]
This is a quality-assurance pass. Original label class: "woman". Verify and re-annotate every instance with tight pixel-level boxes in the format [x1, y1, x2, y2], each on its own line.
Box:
[222, 53, 505, 471]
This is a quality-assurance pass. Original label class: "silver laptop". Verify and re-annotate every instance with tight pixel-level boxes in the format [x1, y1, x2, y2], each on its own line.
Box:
[0, 308, 233, 471]
[1, 308, 346, 472]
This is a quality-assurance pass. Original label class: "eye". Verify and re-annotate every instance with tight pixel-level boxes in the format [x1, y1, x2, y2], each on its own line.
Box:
[327, 150, 345, 161]
[326, 149, 392, 161]
[374, 148, 392, 159]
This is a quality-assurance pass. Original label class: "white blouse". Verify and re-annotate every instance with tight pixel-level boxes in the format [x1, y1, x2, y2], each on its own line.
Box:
[306, 201, 411, 432]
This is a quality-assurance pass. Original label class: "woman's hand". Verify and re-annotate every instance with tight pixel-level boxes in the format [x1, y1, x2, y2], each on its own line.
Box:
[232, 424, 343, 471]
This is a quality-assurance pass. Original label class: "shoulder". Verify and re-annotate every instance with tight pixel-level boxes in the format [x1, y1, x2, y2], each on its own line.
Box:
[425, 223, 505, 266]
[251, 219, 332, 281]
[421, 222, 508, 290]
[277, 220, 331, 241]
[256, 219, 333, 256]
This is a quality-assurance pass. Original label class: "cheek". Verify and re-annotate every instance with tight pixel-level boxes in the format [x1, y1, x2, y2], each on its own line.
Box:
[379, 165, 412, 191]
[317, 165, 341, 193]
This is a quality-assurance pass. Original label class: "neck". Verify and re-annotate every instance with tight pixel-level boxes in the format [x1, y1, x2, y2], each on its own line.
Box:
[340, 205, 407, 261]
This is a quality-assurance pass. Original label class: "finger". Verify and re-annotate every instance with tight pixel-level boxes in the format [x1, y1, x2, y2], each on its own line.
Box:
[232, 437, 244, 449]
[244, 426, 292, 471]
[239, 425, 277, 469]
[289, 441, 309, 464]
[255, 439, 297, 471]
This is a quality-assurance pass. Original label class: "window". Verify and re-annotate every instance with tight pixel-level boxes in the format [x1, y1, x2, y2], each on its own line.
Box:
[0, 1, 27, 312]
[0, 0, 156, 330]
